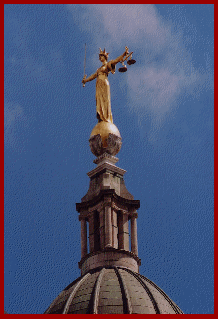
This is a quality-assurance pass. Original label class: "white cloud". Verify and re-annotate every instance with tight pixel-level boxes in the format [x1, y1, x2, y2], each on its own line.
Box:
[128, 67, 180, 112]
[67, 4, 213, 139]
[67, 4, 169, 51]
[91, 4, 168, 48]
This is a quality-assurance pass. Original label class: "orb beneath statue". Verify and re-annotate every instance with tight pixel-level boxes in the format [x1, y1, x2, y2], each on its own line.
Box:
[89, 121, 122, 157]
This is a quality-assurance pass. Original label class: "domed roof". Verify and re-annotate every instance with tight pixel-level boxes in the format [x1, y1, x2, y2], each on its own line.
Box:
[44, 266, 183, 314]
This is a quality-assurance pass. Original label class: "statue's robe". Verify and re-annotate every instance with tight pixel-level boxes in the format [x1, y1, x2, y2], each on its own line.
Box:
[96, 61, 115, 123]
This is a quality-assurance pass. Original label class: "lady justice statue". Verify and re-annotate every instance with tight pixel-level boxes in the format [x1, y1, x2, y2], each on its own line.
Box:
[82, 46, 129, 123]
[82, 46, 135, 158]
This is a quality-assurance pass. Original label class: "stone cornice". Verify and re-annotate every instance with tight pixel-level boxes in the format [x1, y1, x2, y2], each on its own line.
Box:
[87, 162, 126, 179]
[93, 153, 119, 165]
[76, 189, 140, 212]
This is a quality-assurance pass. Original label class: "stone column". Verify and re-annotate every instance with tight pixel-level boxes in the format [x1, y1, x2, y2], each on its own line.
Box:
[105, 205, 112, 247]
[131, 216, 138, 255]
[123, 213, 129, 251]
[118, 211, 129, 251]
[111, 209, 118, 249]
[99, 209, 105, 250]
[88, 213, 95, 253]
[80, 219, 87, 258]
[118, 211, 124, 249]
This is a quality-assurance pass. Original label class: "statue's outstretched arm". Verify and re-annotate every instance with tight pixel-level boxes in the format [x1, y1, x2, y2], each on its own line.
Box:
[109, 47, 129, 65]
[82, 72, 97, 84]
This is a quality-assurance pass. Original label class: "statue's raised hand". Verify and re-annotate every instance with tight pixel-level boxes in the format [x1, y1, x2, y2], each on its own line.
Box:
[82, 75, 87, 87]
[125, 46, 129, 55]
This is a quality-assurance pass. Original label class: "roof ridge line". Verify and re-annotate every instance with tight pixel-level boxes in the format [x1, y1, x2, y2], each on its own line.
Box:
[123, 268, 160, 314]
[92, 267, 106, 314]
[63, 272, 91, 314]
[114, 266, 133, 314]
[138, 273, 183, 314]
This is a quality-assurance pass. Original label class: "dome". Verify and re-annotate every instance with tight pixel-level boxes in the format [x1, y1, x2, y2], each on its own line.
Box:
[44, 266, 183, 314]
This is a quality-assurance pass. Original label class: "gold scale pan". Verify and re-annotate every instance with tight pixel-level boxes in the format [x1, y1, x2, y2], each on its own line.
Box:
[118, 51, 136, 73]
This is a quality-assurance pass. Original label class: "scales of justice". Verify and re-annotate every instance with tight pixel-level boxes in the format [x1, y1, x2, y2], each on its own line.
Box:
[82, 46, 136, 160]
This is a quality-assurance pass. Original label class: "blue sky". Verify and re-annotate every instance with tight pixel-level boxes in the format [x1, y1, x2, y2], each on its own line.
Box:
[4, 4, 214, 314]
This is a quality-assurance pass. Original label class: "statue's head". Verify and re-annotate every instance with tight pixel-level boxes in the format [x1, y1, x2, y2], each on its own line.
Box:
[99, 48, 109, 61]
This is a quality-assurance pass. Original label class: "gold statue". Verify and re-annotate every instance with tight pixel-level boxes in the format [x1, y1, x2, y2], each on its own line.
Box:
[82, 47, 129, 123]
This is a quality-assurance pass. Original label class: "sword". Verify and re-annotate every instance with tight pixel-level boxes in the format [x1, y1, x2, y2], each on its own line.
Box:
[83, 43, 87, 87]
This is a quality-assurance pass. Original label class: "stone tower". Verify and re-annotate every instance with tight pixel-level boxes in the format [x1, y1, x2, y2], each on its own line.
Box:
[44, 121, 184, 314]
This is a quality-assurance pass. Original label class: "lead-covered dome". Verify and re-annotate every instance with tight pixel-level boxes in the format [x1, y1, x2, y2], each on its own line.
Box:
[44, 266, 183, 314]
